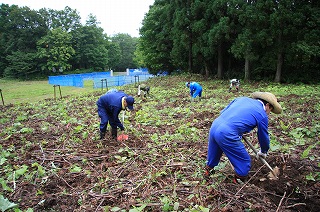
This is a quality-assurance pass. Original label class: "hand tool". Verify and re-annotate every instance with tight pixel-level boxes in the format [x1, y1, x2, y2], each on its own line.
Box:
[242, 135, 278, 178]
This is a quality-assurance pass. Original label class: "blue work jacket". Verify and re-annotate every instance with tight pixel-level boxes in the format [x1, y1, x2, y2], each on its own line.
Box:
[189, 82, 202, 96]
[217, 97, 270, 153]
[96, 91, 127, 130]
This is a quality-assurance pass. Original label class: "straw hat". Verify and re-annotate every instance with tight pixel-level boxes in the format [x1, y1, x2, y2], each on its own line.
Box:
[252, 92, 282, 114]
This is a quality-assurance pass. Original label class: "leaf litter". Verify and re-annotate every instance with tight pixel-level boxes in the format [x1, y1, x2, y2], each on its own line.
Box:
[0, 75, 319, 211]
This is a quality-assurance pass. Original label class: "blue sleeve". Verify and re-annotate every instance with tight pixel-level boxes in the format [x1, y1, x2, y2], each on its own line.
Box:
[189, 85, 194, 95]
[257, 116, 269, 153]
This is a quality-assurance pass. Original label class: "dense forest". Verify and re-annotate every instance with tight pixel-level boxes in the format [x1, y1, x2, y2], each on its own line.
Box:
[0, 0, 319, 82]
[138, 0, 319, 82]
[0, 4, 138, 78]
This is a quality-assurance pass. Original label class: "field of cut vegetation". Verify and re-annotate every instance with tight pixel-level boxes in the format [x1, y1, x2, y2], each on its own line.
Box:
[1, 74, 319, 211]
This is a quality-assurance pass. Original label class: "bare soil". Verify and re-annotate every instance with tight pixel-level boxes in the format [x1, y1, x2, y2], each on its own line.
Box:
[1, 77, 319, 211]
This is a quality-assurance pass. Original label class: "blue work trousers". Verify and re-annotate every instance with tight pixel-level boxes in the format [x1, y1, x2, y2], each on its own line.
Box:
[97, 106, 117, 133]
[206, 120, 251, 177]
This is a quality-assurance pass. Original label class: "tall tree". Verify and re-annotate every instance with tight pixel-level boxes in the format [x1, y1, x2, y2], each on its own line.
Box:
[37, 27, 75, 73]
[0, 4, 48, 78]
[39, 6, 81, 32]
[207, 0, 235, 79]
[139, 0, 175, 74]
[111, 33, 138, 71]
[71, 15, 108, 70]
[230, 0, 272, 80]
[171, 0, 193, 72]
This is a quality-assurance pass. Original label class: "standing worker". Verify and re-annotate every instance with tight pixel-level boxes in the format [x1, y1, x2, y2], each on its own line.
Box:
[186, 81, 203, 101]
[229, 79, 240, 92]
[204, 92, 282, 183]
[96, 90, 135, 140]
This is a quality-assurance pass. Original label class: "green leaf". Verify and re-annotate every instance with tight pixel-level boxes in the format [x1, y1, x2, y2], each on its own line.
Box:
[70, 165, 82, 173]
[306, 172, 315, 181]
[0, 195, 18, 211]
[15, 165, 28, 179]
[0, 178, 13, 192]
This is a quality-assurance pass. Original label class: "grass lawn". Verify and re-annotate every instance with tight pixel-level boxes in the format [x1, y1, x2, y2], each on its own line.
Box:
[0, 79, 96, 104]
[0, 72, 140, 105]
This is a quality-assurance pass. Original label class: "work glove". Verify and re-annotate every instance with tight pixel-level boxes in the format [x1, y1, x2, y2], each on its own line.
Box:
[256, 150, 267, 160]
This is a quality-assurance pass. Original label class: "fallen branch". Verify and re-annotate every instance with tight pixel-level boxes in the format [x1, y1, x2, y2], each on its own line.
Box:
[88, 192, 116, 199]
[286, 203, 307, 208]
[276, 191, 286, 212]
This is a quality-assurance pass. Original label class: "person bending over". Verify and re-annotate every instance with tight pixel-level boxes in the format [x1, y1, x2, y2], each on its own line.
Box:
[204, 92, 282, 183]
[96, 90, 134, 140]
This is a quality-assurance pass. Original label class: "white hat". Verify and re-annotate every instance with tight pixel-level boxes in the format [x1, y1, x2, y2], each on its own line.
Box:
[252, 92, 282, 114]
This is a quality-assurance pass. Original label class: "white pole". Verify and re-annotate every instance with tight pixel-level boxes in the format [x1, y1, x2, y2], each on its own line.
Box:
[122, 111, 125, 127]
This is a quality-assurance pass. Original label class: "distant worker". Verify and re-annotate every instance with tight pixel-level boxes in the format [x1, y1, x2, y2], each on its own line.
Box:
[138, 83, 150, 97]
[186, 81, 203, 101]
[204, 92, 282, 184]
[229, 79, 240, 92]
[96, 90, 135, 140]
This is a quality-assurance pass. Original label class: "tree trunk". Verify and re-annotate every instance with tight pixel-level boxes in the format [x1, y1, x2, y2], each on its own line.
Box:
[205, 61, 209, 78]
[244, 55, 250, 80]
[217, 42, 223, 79]
[275, 52, 283, 82]
[188, 29, 193, 72]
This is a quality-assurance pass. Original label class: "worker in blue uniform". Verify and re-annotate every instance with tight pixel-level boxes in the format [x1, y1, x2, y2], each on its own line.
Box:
[204, 92, 282, 183]
[96, 90, 135, 140]
[186, 81, 202, 101]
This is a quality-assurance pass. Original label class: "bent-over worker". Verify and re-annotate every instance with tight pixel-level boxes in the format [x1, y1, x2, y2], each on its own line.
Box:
[229, 79, 240, 92]
[204, 92, 282, 183]
[186, 81, 203, 101]
[138, 83, 150, 97]
[96, 90, 134, 140]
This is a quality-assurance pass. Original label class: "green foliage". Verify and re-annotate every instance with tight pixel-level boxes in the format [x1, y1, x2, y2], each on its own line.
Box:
[37, 27, 75, 72]
[0, 195, 18, 211]
[0, 76, 319, 210]
[69, 165, 82, 173]
[0, 4, 138, 79]
[111, 34, 138, 71]
[139, 0, 320, 82]
[129, 204, 147, 212]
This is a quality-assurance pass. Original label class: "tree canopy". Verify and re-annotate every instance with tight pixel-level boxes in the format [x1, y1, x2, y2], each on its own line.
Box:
[0, 1, 319, 83]
[138, 0, 320, 83]
[0, 4, 139, 79]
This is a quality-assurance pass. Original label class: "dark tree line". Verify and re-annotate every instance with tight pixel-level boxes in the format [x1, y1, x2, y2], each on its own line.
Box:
[0, 4, 138, 79]
[137, 0, 320, 83]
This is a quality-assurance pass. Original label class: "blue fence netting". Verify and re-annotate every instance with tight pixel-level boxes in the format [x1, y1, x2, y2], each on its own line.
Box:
[48, 70, 153, 89]
[93, 74, 154, 89]
[49, 72, 111, 88]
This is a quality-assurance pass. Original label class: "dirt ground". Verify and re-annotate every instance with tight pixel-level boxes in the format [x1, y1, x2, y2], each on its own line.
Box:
[1, 78, 319, 211]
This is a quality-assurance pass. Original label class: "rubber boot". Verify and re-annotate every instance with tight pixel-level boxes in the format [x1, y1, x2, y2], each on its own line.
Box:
[111, 128, 117, 140]
[233, 174, 247, 184]
[100, 131, 105, 140]
[204, 165, 215, 181]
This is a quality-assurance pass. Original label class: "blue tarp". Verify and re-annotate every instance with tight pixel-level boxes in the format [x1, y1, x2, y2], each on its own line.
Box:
[128, 68, 149, 76]
[48, 72, 111, 88]
[49, 70, 153, 89]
